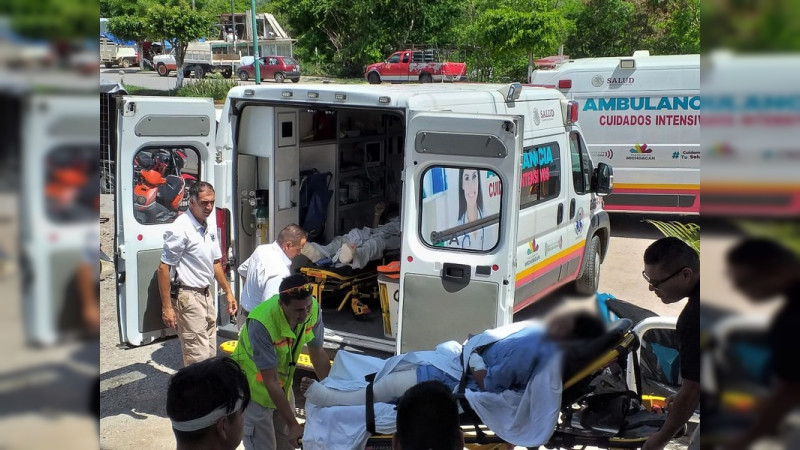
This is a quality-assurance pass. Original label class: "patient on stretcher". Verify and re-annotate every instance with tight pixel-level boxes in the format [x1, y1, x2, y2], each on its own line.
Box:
[303, 311, 605, 406]
[301, 202, 401, 270]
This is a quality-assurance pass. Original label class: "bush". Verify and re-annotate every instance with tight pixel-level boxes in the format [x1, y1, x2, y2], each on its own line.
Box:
[177, 72, 238, 100]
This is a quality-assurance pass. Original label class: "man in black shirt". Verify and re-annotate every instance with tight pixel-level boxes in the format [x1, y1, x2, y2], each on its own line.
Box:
[641, 237, 701, 450]
[724, 238, 800, 450]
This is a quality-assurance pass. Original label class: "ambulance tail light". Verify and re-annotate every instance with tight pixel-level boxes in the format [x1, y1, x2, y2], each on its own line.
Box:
[565, 100, 579, 124]
[558, 79, 572, 89]
[216, 207, 231, 267]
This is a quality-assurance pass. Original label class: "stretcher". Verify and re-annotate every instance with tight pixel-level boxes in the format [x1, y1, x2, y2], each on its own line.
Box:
[300, 318, 673, 449]
[299, 255, 400, 317]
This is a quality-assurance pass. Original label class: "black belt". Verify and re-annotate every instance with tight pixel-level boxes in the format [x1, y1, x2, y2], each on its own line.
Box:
[178, 285, 210, 295]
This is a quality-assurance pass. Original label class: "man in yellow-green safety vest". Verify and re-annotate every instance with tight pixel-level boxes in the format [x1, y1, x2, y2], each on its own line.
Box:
[231, 273, 330, 449]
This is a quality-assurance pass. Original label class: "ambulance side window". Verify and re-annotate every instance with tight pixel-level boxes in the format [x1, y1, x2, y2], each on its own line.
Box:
[419, 166, 502, 252]
[520, 142, 561, 209]
[132, 147, 201, 225]
[569, 133, 592, 195]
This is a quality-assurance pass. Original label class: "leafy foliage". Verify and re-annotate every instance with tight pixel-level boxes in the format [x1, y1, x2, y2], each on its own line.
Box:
[644, 220, 700, 254]
[735, 221, 800, 257]
[107, 15, 151, 43]
[563, 0, 636, 58]
[5, 0, 99, 40]
[100, 0, 702, 81]
[177, 72, 238, 100]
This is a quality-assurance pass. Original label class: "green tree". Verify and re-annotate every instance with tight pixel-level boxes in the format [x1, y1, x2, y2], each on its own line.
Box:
[271, 0, 466, 77]
[563, 0, 635, 58]
[5, 0, 98, 41]
[146, 0, 216, 87]
[655, 0, 700, 53]
[107, 14, 152, 69]
[473, 0, 569, 82]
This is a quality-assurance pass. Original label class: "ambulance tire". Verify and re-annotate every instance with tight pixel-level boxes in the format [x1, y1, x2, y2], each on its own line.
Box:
[574, 235, 600, 296]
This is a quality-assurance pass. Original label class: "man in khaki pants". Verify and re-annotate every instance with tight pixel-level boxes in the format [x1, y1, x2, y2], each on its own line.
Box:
[158, 181, 237, 366]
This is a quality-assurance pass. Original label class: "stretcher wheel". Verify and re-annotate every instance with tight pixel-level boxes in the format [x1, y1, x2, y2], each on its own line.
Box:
[351, 298, 371, 316]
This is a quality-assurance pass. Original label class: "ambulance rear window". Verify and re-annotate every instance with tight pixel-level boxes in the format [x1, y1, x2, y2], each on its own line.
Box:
[419, 166, 501, 252]
[131, 147, 201, 225]
[45, 144, 100, 224]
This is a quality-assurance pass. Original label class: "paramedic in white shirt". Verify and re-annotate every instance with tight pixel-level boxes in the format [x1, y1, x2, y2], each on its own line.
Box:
[158, 182, 237, 366]
[236, 224, 308, 328]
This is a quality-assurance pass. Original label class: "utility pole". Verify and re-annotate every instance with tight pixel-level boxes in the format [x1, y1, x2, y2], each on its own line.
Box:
[250, 1, 260, 83]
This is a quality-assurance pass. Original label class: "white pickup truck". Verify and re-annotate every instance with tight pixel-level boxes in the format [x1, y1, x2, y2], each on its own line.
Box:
[153, 41, 239, 78]
[100, 35, 138, 68]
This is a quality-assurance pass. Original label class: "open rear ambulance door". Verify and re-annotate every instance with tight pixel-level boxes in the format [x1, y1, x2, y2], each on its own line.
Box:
[399, 113, 523, 353]
[115, 97, 220, 346]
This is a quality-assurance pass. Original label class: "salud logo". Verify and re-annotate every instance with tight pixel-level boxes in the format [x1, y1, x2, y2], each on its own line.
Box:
[532, 108, 541, 125]
[591, 75, 604, 87]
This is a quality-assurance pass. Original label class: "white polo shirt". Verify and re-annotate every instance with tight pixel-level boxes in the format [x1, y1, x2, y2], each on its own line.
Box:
[161, 210, 222, 288]
[237, 241, 292, 312]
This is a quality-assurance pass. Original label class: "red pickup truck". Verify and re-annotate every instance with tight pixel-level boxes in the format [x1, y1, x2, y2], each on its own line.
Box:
[365, 49, 466, 84]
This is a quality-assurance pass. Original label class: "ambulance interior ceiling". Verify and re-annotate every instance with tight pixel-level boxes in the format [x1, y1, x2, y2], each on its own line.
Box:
[234, 104, 405, 254]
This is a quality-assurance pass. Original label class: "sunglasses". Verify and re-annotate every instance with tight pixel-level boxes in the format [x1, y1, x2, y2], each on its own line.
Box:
[280, 283, 314, 295]
[642, 266, 687, 289]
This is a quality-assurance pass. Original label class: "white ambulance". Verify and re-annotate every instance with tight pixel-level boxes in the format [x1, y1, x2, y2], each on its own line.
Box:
[529, 51, 700, 214]
[114, 83, 613, 354]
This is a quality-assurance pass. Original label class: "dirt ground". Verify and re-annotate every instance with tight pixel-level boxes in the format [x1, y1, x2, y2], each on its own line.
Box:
[98, 193, 708, 449]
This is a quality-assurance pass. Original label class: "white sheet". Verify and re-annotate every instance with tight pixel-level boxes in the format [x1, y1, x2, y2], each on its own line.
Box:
[302, 320, 562, 449]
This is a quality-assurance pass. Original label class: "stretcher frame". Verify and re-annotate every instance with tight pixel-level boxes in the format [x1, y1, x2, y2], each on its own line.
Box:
[299, 319, 669, 449]
[300, 266, 379, 315]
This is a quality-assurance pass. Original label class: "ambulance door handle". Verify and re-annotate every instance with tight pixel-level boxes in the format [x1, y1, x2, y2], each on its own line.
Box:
[569, 199, 576, 219]
[557, 203, 564, 225]
[442, 263, 471, 285]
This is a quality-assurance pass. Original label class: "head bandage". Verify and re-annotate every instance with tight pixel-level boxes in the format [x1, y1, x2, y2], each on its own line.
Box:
[170, 398, 243, 432]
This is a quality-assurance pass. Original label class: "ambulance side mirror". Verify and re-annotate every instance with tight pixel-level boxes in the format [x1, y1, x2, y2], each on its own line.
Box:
[592, 162, 613, 195]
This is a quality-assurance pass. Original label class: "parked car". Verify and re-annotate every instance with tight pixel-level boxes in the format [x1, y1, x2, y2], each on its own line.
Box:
[237, 55, 300, 83]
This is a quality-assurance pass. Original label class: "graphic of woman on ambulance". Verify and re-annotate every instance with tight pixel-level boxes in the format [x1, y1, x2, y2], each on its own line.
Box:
[449, 168, 486, 250]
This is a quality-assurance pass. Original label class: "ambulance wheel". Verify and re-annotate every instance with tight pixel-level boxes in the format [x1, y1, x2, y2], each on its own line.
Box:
[574, 235, 601, 296]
